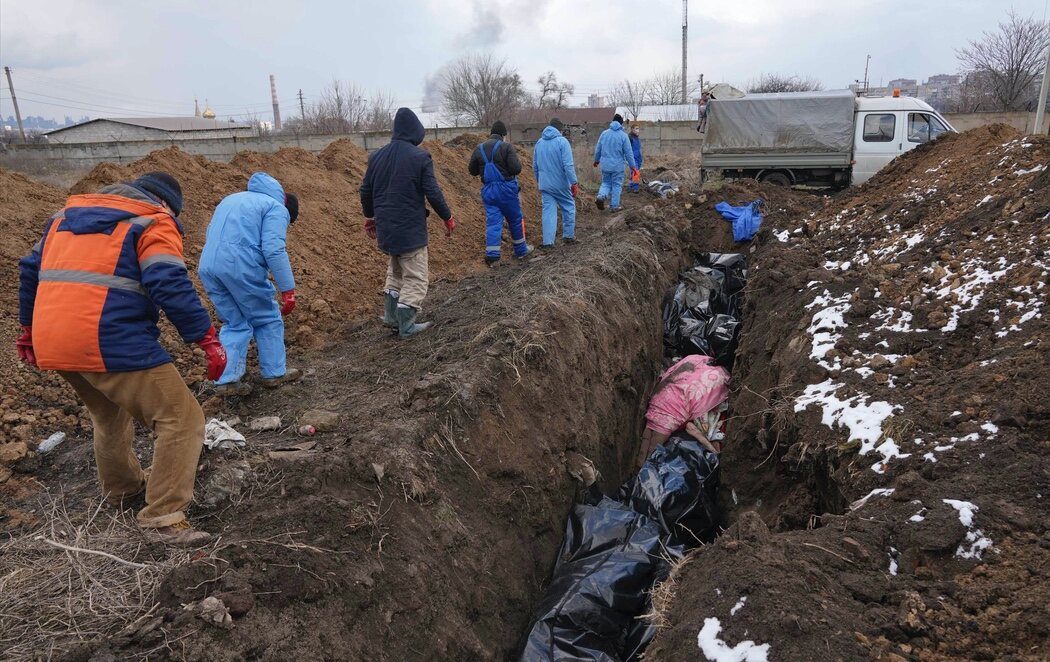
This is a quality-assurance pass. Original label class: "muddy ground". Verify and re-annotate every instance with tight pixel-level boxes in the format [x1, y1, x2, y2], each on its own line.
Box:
[1, 125, 1047, 661]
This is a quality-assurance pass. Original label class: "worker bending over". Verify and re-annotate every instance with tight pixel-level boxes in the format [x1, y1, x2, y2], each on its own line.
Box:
[17, 172, 226, 546]
[593, 113, 638, 212]
[199, 172, 300, 395]
[468, 120, 532, 265]
[361, 107, 456, 337]
[532, 117, 578, 248]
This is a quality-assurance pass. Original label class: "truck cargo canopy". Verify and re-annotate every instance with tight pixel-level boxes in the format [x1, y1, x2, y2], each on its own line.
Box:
[704, 89, 856, 155]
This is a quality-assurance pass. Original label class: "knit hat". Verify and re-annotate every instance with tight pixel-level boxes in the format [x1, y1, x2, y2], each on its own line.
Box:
[613, 113, 624, 124]
[133, 172, 183, 215]
[285, 193, 299, 223]
[491, 120, 508, 137]
[549, 117, 566, 133]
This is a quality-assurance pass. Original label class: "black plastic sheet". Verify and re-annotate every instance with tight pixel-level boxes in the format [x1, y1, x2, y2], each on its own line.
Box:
[519, 435, 720, 661]
[662, 253, 748, 369]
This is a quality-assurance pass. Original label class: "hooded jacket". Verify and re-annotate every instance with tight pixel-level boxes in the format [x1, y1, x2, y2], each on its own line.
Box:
[468, 134, 522, 181]
[19, 183, 212, 372]
[629, 132, 643, 169]
[199, 172, 295, 293]
[532, 125, 577, 193]
[360, 108, 452, 255]
[593, 121, 637, 173]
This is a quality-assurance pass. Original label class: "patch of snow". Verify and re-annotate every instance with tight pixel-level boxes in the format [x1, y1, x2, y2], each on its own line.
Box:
[731, 596, 748, 616]
[943, 500, 994, 560]
[850, 487, 895, 511]
[1015, 164, 1047, 176]
[981, 422, 999, 435]
[697, 618, 770, 662]
[871, 438, 911, 473]
[976, 195, 994, 207]
[909, 507, 927, 523]
[888, 547, 899, 576]
[795, 380, 900, 454]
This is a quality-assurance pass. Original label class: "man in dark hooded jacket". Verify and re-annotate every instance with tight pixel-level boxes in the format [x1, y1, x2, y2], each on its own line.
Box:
[360, 108, 455, 337]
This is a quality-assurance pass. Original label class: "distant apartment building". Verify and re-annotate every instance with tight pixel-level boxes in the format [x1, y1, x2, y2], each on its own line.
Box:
[887, 78, 920, 96]
[849, 74, 962, 111]
[587, 94, 608, 108]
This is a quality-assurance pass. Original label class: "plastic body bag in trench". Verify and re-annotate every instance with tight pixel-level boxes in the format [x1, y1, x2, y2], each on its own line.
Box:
[662, 253, 748, 369]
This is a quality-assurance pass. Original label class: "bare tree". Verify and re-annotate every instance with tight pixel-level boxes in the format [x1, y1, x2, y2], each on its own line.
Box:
[646, 68, 698, 105]
[747, 73, 824, 93]
[610, 79, 651, 121]
[956, 10, 1050, 111]
[536, 71, 575, 109]
[361, 91, 396, 131]
[438, 53, 527, 126]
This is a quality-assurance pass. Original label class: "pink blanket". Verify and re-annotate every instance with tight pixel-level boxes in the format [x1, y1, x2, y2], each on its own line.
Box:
[645, 355, 730, 435]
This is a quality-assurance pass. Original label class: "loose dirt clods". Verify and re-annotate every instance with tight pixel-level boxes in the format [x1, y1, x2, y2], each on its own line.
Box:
[1, 124, 1047, 661]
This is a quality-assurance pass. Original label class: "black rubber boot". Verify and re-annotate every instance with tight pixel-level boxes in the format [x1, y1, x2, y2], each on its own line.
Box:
[397, 306, 432, 338]
[382, 292, 398, 328]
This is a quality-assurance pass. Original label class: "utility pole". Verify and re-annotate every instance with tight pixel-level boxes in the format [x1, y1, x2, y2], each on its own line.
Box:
[4, 66, 27, 143]
[269, 74, 282, 131]
[1033, 41, 1050, 135]
[681, 0, 688, 104]
[298, 89, 306, 120]
[863, 54, 871, 92]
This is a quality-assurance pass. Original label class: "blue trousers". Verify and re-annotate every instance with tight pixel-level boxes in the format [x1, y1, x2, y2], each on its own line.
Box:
[200, 269, 286, 384]
[483, 181, 527, 259]
[597, 169, 626, 209]
[540, 189, 576, 245]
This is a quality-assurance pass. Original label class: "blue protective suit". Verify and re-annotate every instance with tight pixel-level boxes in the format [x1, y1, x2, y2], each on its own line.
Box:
[479, 139, 527, 260]
[593, 121, 636, 210]
[198, 172, 293, 384]
[532, 125, 577, 245]
[629, 134, 643, 192]
[715, 199, 765, 242]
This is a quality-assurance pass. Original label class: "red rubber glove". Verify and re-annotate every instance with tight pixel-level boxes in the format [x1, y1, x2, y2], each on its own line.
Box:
[364, 218, 377, 240]
[631, 168, 640, 181]
[16, 325, 36, 366]
[592, 161, 599, 168]
[571, 183, 579, 198]
[196, 326, 227, 381]
[280, 290, 296, 316]
[444, 216, 456, 237]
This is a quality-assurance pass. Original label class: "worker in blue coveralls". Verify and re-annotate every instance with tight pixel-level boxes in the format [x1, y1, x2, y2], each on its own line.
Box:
[198, 173, 300, 396]
[532, 117, 578, 248]
[592, 113, 638, 212]
[468, 120, 533, 266]
[628, 124, 643, 192]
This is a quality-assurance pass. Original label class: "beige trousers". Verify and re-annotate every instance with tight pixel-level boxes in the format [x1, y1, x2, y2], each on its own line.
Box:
[59, 363, 205, 528]
[384, 246, 429, 310]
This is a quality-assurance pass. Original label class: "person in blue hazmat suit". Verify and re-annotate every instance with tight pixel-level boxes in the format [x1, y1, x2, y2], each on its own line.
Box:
[592, 113, 638, 212]
[628, 124, 643, 192]
[532, 117, 578, 247]
[198, 173, 300, 396]
[468, 120, 533, 266]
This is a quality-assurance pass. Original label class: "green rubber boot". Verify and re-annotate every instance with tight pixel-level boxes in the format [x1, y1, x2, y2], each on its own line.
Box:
[396, 305, 432, 338]
[382, 291, 399, 328]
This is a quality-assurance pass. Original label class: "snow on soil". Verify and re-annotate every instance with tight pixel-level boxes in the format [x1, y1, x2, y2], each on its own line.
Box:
[730, 596, 747, 616]
[697, 618, 770, 662]
[795, 381, 900, 468]
[943, 500, 995, 560]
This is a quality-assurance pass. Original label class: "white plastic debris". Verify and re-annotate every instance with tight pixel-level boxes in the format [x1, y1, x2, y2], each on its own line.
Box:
[37, 432, 66, 454]
[204, 419, 247, 450]
[249, 416, 282, 432]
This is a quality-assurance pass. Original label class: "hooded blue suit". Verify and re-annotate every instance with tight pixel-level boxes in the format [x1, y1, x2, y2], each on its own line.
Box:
[532, 125, 577, 245]
[593, 121, 637, 209]
[198, 172, 293, 384]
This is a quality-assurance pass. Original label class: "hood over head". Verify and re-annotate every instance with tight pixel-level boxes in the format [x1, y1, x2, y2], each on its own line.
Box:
[540, 125, 564, 140]
[392, 107, 425, 146]
[608, 120, 624, 131]
[247, 172, 286, 204]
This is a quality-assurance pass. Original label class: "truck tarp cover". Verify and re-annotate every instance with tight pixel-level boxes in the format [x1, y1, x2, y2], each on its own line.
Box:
[703, 89, 856, 154]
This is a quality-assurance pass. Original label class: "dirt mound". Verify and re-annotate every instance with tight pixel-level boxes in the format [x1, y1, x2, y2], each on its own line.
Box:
[0, 135, 542, 470]
[651, 127, 1050, 659]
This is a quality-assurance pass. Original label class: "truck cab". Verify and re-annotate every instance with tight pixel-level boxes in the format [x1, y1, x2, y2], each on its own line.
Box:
[852, 96, 954, 184]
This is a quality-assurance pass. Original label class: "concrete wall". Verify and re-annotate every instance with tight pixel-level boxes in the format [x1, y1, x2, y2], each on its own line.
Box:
[45, 120, 256, 144]
[2, 111, 1043, 173]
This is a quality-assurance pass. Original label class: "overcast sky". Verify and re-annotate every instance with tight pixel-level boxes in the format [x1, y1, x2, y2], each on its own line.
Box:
[1, 0, 1048, 122]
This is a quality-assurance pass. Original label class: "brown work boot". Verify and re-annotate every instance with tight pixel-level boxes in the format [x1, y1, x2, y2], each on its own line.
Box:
[214, 381, 252, 396]
[261, 368, 302, 388]
[146, 520, 212, 547]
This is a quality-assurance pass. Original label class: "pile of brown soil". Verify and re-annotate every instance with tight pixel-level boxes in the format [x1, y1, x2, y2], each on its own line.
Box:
[650, 125, 1050, 659]
[0, 136, 543, 454]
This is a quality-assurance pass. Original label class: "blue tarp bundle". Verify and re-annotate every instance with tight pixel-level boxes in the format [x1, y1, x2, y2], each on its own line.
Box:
[715, 199, 764, 242]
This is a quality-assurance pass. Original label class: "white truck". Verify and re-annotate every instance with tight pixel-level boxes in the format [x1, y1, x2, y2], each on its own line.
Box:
[701, 89, 955, 188]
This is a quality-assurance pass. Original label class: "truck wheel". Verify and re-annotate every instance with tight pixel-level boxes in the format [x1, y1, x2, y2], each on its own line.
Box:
[760, 172, 792, 187]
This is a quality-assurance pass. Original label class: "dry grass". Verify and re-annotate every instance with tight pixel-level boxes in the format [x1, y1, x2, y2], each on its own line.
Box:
[641, 552, 692, 632]
[0, 492, 196, 661]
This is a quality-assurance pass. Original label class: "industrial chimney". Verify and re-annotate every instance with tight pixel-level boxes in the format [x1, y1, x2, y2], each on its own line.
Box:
[270, 74, 282, 131]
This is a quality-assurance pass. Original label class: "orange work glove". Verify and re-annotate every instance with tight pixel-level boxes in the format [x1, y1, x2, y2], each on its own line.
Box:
[196, 326, 227, 381]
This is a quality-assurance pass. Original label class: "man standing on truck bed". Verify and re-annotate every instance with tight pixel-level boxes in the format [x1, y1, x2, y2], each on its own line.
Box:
[360, 107, 456, 338]
[592, 113, 638, 212]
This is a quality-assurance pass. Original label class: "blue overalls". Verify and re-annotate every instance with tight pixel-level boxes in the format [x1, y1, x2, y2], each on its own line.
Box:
[480, 141, 528, 261]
